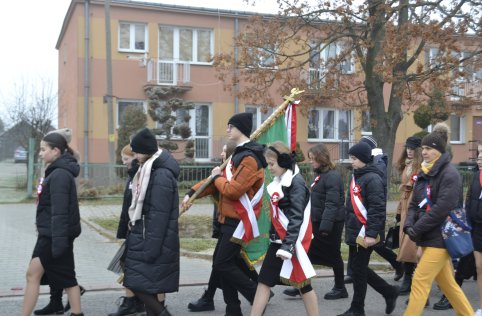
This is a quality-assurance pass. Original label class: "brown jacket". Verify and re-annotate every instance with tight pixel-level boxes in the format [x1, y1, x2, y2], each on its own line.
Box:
[191, 142, 266, 224]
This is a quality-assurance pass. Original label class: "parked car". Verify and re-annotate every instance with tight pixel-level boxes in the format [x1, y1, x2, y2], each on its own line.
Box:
[14, 147, 27, 163]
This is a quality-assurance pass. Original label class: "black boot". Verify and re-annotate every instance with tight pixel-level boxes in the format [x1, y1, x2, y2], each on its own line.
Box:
[187, 289, 215, 312]
[282, 287, 300, 297]
[135, 296, 146, 314]
[433, 295, 452, 310]
[108, 296, 140, 316]
[399, 274, 412, 295]
[158, 306, 172, 316]
[64, 285, 86, 312]
[324, 287, 349, 300]
[33, 299, 64, 315]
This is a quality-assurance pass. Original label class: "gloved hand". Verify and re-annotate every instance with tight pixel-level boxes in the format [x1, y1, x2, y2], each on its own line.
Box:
[395, 214, 401, 223]
[404, 227, 419, 242]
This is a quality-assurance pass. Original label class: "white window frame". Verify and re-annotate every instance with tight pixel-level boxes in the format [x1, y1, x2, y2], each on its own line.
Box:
[245, 105, 274, 133]
[361, 111, 372, 135]
[449, 114, 465, 144]
[117, 99, 146, 128]
[158, 26, 214, 65]
[427, 47, 440, 69]
[310, 41, 354, 75]
[190, 103, 212, 161]
[307, 108, 352, 142]
[118, 22, 148, 53]
[246, 45, 278, 69]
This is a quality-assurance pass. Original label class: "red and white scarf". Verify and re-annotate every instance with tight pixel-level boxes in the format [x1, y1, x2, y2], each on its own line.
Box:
[350, 175, 368, 239]
[267, 166, 316, 286]
[226, 158, 264, 244]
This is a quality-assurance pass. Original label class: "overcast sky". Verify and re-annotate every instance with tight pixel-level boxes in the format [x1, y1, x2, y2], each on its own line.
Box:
[0, 0, 278, 127]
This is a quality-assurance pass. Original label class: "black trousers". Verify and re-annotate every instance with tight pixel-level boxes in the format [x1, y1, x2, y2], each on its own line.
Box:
[347, 242, 400, 276]
[349, 245, 395, 312]
[213, 221, 257, 312]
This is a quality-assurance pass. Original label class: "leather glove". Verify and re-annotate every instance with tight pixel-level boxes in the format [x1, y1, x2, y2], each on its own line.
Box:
[395, 214, 401, 223]
[319, 220, 334, 237]
[405, 227, 419, 242]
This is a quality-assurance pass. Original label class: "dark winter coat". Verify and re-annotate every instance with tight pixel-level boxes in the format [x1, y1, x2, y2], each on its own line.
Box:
[271, 173, 311, 255]
[124, 150, 180, 294]
[116, 160, 139, 239]
[404, 153, 461, 248]
[36, 153, 81, 258]
[466, 169, 482, 224]
[344, 164, 386, 246]
[372, 153, 388, 199]
[310, 168, 345, 234]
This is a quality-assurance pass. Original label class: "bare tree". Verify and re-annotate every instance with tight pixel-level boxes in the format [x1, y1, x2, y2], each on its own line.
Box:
[4, 78, 57, 162]
[214, 0, 481, 170]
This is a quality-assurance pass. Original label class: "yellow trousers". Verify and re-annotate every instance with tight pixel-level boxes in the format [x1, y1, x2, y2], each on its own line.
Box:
[404, 247, 473, 316]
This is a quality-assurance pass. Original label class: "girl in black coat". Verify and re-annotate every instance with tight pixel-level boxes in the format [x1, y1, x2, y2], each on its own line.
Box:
[338, 142, 399, 316]
[123, 128, 180, 316]
[21, 133, 83, 316]
[251, 141, 318, 316]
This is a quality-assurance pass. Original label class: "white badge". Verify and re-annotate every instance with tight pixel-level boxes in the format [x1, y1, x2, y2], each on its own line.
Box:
[418, 198, 427, 208]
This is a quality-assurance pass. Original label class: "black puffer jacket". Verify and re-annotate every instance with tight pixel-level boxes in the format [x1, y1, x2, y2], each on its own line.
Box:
[116, 160, 139, 239]
[124, 150, 180, 294]
[36, 153, 81, 258]
[310, 168, 345, 234]
[466, 169, 482, 224]
[270, 172, 311, 255]
[344, 164, 386, 246]
[405, 153, 461, 248]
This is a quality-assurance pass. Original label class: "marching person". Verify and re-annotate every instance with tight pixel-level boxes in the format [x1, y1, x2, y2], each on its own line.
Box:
[338, 142, 399, 316]
[182, 112, 266, 316]
[394, 136, 422, 296]
[123, 128, 180, 316]
[283, 143, 347, 300]
[250, 141, 318, 316]
[21, 132, 83, 316]
[108, 144, 145, 316]
[403, 132, 473, 315]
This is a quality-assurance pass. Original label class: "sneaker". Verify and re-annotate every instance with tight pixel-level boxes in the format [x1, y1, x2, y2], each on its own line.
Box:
[433, 295, 452, 310]
[64, 285, 86, 312]
[187, 290, 215, 312]
[324, 287, 349, 300]
[33, 300, 64, 315]
[108, 296, 140, 316]
[282, 287, 300, 297]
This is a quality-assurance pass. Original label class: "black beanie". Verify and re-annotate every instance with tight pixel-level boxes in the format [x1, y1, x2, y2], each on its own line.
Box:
[228, 112, 253, 138]
[421, 132, 446, 154]
[348, 142, 372, 164]
[405, 136, 421, 149]
[360, 135, 377, 149]
[130, 128, 158, 155]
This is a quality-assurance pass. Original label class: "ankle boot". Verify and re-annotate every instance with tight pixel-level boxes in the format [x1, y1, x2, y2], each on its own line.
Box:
[433, 295, 452, 310]
[108, 296, 139, 316]
[33, 299, 64, 315]
[187, 289, 215, 311]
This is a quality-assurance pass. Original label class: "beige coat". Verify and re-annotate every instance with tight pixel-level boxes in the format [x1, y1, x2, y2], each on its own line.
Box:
[396, 161, 419, 263]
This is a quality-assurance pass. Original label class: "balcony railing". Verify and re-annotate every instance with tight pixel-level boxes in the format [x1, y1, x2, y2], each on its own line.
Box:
[451, 80, 481, 101]
[147, 59, 190, 85]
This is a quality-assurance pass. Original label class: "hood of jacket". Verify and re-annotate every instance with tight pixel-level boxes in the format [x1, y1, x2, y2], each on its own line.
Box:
[45, 153, 80, 178]
[151, 150, 180, 179]
[232, 141, 268, 169]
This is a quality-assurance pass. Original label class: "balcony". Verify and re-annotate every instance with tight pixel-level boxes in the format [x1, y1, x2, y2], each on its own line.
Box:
[147, 59, 190, 86]
[450, 80, 481, 101]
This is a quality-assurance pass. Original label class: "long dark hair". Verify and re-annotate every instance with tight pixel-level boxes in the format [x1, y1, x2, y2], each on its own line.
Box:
[307, 144, 335, 173]
[395, 146, 422, 174]
[42, 132, 74, 155]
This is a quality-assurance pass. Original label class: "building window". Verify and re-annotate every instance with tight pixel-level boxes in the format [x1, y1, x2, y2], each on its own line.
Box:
[246, 45, 277, 69]
[159, 26, 213, 64]
[117, 100, 145, 127]
[426, 47, 440, 69]
[119, 22, 147, 52]
[192, 104, 211, 159]
[245, 105, 274, 133]
[361, 111, 372, 135]
[450, 114, 464, 143]
[310, 41, 354, 74]
[308, 108, 352, 141]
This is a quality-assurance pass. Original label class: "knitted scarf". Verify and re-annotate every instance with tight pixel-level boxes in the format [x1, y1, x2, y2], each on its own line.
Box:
[128, 149, 162, 224]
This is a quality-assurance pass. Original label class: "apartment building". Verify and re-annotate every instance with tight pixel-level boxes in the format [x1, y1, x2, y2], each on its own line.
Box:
[56, 0, 481, 164]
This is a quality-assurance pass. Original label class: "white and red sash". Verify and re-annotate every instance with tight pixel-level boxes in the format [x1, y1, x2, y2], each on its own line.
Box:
[267, 167, 316, 287]
[225, 158, 264, 243]
[350, 175, 368, 239]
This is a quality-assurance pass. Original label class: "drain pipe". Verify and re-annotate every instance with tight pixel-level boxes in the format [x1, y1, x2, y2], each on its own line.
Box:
[83, 0, 90, 178]
[234, 13, 239, 113]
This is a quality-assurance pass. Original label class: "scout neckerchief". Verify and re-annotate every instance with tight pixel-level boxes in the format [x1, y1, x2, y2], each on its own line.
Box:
[350, 174, 368, 239]
[268, 166, 316, 288]
[226, 157, 264, 244]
